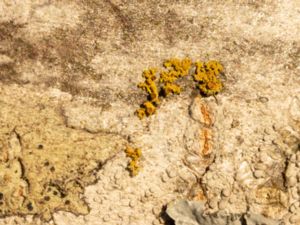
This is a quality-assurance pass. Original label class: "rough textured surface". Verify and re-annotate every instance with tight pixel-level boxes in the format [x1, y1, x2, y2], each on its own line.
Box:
[0, 0, 299, 225]
[0, 85, 127, 221]
[166, 200, 281, 225]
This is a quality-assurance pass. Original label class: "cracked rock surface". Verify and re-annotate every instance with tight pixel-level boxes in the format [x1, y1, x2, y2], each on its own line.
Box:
[0, 0, 299, 225]
[0, 85, 127, 221]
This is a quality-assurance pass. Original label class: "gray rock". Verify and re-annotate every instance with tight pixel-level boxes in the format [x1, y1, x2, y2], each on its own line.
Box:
[167, 200, 281, 225]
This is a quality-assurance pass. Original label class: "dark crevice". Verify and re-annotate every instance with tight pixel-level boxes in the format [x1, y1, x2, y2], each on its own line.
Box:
[240, 214, 247, 225]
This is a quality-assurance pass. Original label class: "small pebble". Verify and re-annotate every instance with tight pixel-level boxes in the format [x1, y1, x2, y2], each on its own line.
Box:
[0, 54, 13, 65]
[218, 200, 227, 210]
[296, 152, 300, 161]
[290, 154, 297, 163]
[289, 177, 297, 187]
[264, 127, 272, 135]
[289, 206, 297, 214]
[185, 155, 199, 165]
[297, 174, 300, 182]
[254, 170, 265, 178]
[289, 215, 298, 223]
[291, 187, 299, 199]
[280, 192, 289, 207]
[282, 213, 292, 222]
[231, 119, 239, 128]
[254, 163, 267, 170]
[152, 220, 160, 225]
[221, 188, 231, 197]
[205, 172, 213, 180]
[289, 202, 299, 213]
[158, 217, 164, 224]
[166, 168, 176, 178]
[258, 96, 268, 103]
[152, 206, 161, 215]
[229, 196, 235, 204]
[114, 172, 122, 180]
[260, 152, 270, 162]
[149, 187, 159, 193]
[140, 196, 148, 203]
[208, 197, 218, 208]
[129, 200, 136, 208]
[161, 173, 169, 183]
[121, 199, 130, 206]
[262, 135, 273, 143]
[103, 215, 110, 222]
[145, 190, 152, 197]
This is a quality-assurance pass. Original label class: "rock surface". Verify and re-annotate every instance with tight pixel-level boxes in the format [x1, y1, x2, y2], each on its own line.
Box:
[166, 200, 281, 225]
[0, 0, 299, 225]
[0, 85, 127, 221]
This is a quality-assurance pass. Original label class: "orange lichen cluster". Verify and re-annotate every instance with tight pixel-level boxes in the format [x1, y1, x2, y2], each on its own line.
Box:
[160, 58, 192, 96]
[193, 60, 223, 96]
[136, 58, 224, 119]
[124, 146, 142, 176]
[136, 68, 159, 119]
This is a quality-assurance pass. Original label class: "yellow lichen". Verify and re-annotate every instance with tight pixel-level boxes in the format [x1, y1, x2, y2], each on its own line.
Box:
[137, 68, 159, 104]
[161, 82, 181, 96]
[136, 58, 224, 119]
[193, 60, 223, 96]
[162, 58, 192, 77]
[143, 101, 156, 115]
[136, 108, 146, 119]
[160, 57, 192, 97]
[136, 68, 160, 119]
[124, 146, 142, 176]
[160, 57, 192, 82]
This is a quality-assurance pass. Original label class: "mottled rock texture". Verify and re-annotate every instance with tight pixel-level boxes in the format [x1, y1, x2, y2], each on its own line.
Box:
[0, 0, 299, 225]
[0, 85, 126, 221]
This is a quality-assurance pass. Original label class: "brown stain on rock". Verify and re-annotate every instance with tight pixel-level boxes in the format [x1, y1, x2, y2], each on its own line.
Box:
[200, 104, 213, 127]
[0, 22, 37, 84]
[200, 128, 213, 156]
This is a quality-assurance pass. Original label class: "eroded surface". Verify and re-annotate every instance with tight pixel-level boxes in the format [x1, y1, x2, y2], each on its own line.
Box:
[0, 0, 299, 225]
[0, 85, 127, 221]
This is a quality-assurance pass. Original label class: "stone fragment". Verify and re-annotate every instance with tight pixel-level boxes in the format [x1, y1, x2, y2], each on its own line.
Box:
[166, 167, 177, 178]
[254, 170, 265, 179]
[221, 189, 231, 197]
[167, 200, 281, 225]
